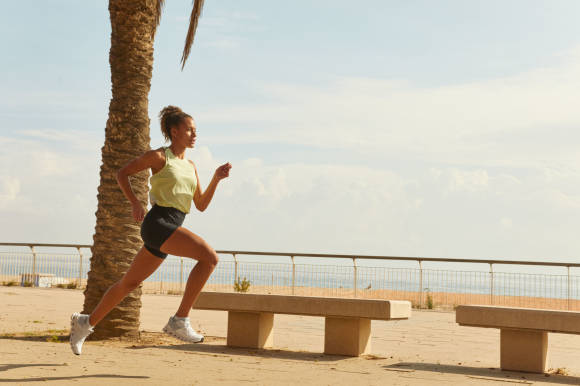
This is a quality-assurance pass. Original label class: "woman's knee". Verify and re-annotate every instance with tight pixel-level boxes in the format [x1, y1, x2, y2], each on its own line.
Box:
[203, 248, 219, 267]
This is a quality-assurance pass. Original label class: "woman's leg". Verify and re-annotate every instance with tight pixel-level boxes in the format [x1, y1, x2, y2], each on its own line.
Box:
[159, 227, 219, 317]
[88, 247, 164, 326]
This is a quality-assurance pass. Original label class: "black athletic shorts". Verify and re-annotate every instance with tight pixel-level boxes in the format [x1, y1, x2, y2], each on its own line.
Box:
[140, 204, 186, 259]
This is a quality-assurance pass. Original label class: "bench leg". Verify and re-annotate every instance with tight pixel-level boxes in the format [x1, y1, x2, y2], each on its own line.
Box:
[227, 311, 274, 349]
[500, 329, 548, 373]
[324, 317, 371, 356]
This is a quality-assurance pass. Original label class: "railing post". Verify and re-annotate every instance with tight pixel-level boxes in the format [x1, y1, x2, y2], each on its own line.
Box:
[489, 263, 494, 305]
[180, 256, 184, 292]
[567, 266, 571, 311]
[291, 255, 295, 295]
[233, 253, 238, 283]
[30, 245, 37, 287]
[418, 260, 423, 309]
[353, 257, 357, 298]
[76, 247, 83, 287]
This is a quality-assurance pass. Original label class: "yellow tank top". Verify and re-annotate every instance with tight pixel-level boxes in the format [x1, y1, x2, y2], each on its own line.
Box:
[149, 147, 197, 214]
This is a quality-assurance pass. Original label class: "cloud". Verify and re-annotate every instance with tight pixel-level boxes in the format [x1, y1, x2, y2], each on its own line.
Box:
[197, 46, 580, 169]
[1, 133, 579, 261]
[183, 141, 580, 261]
[203, 37, 243, 50]
[0, 130, 101, 243]
[500, 217, 513, 229]
[3, 48, 580, 261]
[193, 10, 261, 51]
[0, 176, 21, 208]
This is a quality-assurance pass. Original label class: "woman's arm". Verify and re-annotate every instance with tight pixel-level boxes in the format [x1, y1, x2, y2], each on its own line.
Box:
[117, 149, 163, 221]
[191, 161, 231, 212]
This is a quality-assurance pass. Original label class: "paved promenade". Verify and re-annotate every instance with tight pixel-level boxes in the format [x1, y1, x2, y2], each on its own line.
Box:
[1, 287, 579, 385]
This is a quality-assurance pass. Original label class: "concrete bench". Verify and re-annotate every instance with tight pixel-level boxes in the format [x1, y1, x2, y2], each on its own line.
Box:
[456, 305, 580, 373]
[193, 292, 411, 356]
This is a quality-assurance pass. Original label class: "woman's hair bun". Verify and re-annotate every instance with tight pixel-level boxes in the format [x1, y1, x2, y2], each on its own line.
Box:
[159, 105, 191, 142]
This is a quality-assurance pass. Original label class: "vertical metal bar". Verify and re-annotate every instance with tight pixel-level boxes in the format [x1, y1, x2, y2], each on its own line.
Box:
[353, 257, 357, 298]
[418, 260, 423, 309]
[30, 245, 37, 287]
[489, 263, 494, 305]
[180, 257, 184, 292]
[76, 247, 83, 287]
[233, 253, 238, 283]
[291, 255, 295, 295]
[567, 266, 571, 311]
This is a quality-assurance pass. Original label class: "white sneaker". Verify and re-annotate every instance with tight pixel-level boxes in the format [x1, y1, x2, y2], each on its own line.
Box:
[69, 312, 94, 355]
[162, 315, 204, 343]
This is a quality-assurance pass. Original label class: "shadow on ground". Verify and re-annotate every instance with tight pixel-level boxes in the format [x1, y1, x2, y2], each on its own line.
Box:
[0, 374, 149, 383]
[0, 363, 67, 372]
[0, 363, 148, 383]
[130, 339, 358, 363]
[0, 334, 68, 343]
[385, 362, 580, 385]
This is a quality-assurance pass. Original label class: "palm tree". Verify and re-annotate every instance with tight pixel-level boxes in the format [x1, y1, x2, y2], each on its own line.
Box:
[82, 0, 205, 339]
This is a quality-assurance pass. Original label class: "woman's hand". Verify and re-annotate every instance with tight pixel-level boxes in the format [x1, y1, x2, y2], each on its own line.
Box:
[214, 162, 232, 181]
[131, 201, 146, 222]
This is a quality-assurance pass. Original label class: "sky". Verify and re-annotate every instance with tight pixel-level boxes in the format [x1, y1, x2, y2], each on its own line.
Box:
[1, 0, 580, 265]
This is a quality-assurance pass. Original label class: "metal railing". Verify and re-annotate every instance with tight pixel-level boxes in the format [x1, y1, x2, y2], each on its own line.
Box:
[1, 242, 579, 310]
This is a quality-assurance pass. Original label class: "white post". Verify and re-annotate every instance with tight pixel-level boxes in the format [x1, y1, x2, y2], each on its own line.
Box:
[490, 263, 494, 305]
[567, 266, 571, 311]
[353, 258, 358, 298]
[233, 253, 238, 283]
[30, 245, 37, 287]
[76, 247, 83, 287]
[419, 260, 423, 309]
[291, 255, 295, 295]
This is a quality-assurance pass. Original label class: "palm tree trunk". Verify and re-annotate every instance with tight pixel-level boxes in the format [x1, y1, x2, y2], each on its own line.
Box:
[82, 0, 158, 339]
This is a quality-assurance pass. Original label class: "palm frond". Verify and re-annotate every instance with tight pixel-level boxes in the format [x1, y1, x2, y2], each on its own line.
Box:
[155, 0, 165, 28]
[152, 0, 165, 37]
[180, 0, 205, 70]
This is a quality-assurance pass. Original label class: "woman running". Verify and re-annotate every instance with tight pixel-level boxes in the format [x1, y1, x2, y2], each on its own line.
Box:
[69, 105, 232, 355]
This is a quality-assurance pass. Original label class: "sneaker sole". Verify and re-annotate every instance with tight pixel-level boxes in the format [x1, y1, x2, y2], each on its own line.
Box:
[162, 325, 204, 343]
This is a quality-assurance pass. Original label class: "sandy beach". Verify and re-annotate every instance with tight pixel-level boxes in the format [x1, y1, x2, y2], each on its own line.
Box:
[141, 282, 580, 312]
[4, 274, 579, 312]
[1, 286, 580, 385]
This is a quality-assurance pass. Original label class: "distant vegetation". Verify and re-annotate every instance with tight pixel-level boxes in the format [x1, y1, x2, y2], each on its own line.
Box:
[55, 282, 78, 289]
[234, 277, 251, 293]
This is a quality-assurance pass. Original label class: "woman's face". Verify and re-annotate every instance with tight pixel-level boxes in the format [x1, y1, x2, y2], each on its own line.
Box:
[171, 117, 197, 148]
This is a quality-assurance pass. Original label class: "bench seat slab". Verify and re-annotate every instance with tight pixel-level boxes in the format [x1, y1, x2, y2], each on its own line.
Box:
[324, 317, 371, 356]
[227, 311, 274, 349]
[500, 329, 547, 373]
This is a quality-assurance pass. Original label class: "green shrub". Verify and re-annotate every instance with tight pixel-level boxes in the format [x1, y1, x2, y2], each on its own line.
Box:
[2, 281, 17, 287]
[234, 277, 251, 293]
[426, 295, 434, 309]
[22, 281, 34, 287]
[425, 288, 434, 310]
[426, 291, 434, 310]
[55, 282, 78, 289]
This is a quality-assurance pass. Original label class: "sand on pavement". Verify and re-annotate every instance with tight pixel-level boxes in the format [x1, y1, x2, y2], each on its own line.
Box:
[1, 286, 580, 385]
